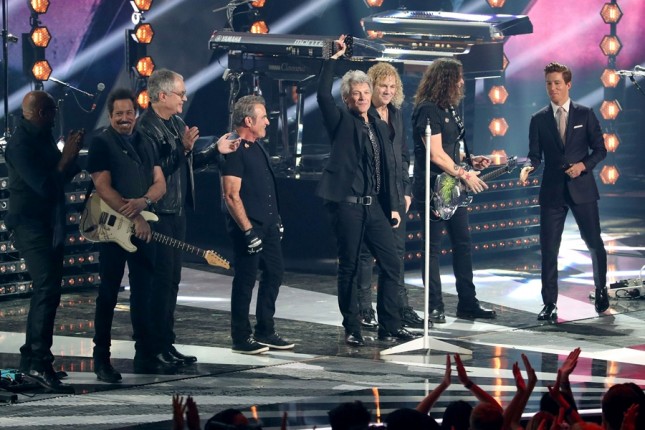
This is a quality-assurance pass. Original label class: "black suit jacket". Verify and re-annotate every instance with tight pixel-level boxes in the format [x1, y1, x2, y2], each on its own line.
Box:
[525, 101, 606, 206]
[316, 60, 400, 213]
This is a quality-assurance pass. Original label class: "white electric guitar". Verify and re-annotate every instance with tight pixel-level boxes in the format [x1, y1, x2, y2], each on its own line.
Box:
[79, 193, 230, 269]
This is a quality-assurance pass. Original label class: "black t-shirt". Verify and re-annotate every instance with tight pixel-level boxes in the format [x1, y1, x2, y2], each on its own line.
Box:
[412, 101, 462, 191]
[220, 140, 279, 225]
[86, 127, 159, 199]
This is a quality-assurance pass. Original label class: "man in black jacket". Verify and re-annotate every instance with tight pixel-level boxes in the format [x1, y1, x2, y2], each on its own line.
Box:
[86, 88, 166, 379]
[137, 69, 200, 369]
[137, 69, 235, 368]
[5, 91, 83, 393]
[316, 36, 419, 347]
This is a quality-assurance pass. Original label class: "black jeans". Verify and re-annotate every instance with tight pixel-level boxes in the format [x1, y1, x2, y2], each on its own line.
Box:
[227, 217, 284, 344]
[357, 203, 409, 312]
[418, 204, 478, 311]
[150, 212, 186, 353]
[93, 240, 156, 360]
[327, 200, 402, 334]
[13, 222, 63, 372]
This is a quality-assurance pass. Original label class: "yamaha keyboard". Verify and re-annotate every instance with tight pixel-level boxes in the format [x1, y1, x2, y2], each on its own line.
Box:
[209, 31, 384, 60]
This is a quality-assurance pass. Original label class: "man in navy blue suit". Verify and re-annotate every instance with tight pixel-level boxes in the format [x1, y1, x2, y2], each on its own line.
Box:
[520, 62, 610, 321]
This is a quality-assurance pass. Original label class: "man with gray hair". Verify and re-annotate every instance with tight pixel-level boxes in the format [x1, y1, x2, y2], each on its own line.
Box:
[316, 35, 419, 347]
[220, 95, 293, 354]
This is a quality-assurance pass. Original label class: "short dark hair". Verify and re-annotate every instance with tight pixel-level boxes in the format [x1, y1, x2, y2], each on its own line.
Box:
[602, 383, 645, 430]
[385, 408, 439, 430]
[107, 88, 136, 116]
[441, 400, 472, 430]
[470, 403, 503, 430]
[544, 62, 572, 84]
[328, 401, 371, 430]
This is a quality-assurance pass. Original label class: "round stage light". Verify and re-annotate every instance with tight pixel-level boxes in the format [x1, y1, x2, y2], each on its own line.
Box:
[133, 0, 153, 12]
[30, 26, 51, 48]
[29, 0, 50, 14]
[600, 3, 623, 24]
[600, 69, 620, 88]
[488, 118, 509, 136]
[137, 89, 150, 109]
[135, 56, 155, 77]
[487, 0, 505, 7]
[599, 35, 622, 56]
[251, 0, 266, 7]
[363, 0, 385, 7]
[134, 23, 154, 44]
[31, 59, 52, 81]
[599, 100, 621, 120]
[250, 20, 269, 34]
[488, 85, 508, 104]
[599, 165, 620, 185]
[603, 133, 620, 152]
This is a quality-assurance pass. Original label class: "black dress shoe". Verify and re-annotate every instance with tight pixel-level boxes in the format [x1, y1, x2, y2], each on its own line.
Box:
[359, 309, 378, 329]
[24, 368, 75, 394]
[428, 308, 446, 324]
[161, 351, 184, 366]
[457, 304, 497, 320]
[169, 345, 197, 364]
[133, 353, 178, 375]
[401, 306, 432, 329]
[378, 328, 422, 342]
[345, 332, 365, 347]
[94, 361, 122, 383]
[537, 303, 558, 321]
[595, 287, 610, 313]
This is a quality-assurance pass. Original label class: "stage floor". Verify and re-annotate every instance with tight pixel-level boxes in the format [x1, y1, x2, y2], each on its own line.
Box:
[0, 204, 644, 430]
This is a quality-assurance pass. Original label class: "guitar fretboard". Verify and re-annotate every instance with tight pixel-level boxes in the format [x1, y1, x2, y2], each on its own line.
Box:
[152, 232, 207, 257]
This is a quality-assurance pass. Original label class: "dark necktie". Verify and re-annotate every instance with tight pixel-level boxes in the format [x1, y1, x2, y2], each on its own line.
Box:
[365, 122, 381, 194]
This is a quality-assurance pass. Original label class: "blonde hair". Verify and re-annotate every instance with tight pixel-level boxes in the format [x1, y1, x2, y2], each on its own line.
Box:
[367, 62, 404, 109]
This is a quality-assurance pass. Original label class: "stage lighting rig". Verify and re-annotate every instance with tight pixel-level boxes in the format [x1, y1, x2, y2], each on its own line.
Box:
[22, 0, 53, 88]
[126, 0, 155, 109]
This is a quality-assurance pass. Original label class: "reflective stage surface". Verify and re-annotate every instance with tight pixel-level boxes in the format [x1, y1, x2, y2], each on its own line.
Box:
[0, 204, 643, 429]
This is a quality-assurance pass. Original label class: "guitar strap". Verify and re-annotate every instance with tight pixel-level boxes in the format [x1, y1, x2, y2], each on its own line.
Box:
[449, 105, 472, 166]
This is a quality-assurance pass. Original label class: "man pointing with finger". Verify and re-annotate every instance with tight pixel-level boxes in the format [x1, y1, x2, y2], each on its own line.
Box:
[221, 95, 294, 354]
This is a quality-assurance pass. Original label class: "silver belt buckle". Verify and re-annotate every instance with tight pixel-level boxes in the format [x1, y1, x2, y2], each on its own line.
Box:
[361, 196, 372, 205]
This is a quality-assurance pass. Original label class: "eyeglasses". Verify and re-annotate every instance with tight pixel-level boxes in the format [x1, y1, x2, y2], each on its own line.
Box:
[169, 90, 187, 99]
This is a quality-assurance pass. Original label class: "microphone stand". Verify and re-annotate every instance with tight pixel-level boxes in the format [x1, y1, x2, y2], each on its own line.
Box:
[2, 0, 16, 139]
[380, 119, 471, 357]
[49, 76, 94, 98]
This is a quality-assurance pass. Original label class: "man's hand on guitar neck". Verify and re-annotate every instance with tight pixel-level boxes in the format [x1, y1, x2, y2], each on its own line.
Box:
[459, 169, 488, 194]
[133, 215, 153, 243]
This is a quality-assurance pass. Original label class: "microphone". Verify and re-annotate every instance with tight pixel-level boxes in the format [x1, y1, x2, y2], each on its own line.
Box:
[635, 65, 645, 71]
[90, 82, 105, 112]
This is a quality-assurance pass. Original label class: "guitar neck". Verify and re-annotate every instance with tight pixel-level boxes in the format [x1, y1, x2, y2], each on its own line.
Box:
[480, 166, 509, 182]
[152, 232, 208, 257]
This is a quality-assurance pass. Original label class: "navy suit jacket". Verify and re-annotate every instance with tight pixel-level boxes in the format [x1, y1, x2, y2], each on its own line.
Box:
[525, 101, 606, 206]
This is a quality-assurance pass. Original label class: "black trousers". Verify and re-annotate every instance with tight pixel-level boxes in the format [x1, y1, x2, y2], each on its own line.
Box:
[226, 217, 284, 344]
[93, 240, 156, 359]
[418, 204, 478, 311]
[327, 200, 402, 334]
[13, 222, 63, 372]
[357, 203, 409, 312]
[150, 212, 186, 353]
[540, 196, 606, 305]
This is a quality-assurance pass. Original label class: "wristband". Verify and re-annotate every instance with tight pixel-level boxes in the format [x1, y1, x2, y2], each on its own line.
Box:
[465, 381, 473, 389]
[143, 195, 153, 207]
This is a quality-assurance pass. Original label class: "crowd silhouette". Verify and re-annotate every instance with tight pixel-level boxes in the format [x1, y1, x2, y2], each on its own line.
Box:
[171, 348, 643, 430]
